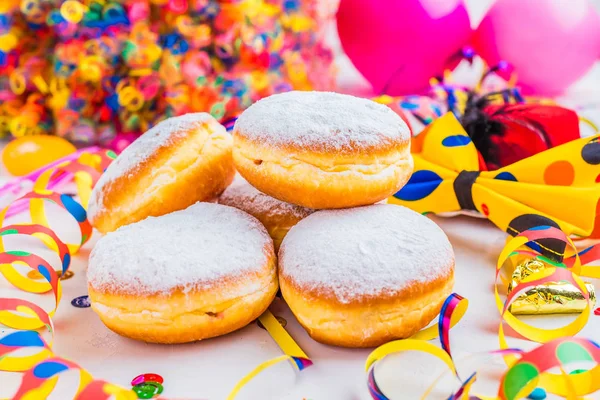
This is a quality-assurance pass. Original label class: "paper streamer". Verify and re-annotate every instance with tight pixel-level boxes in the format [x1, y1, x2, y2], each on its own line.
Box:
[0, 147, 102, 216]
[222, 117, 239, 133]
[365, 293, 469, 400]
[495, 226, 600, 398]
[3, 150, 600, 399]
[0, 147, 313, 399]
[0, 149, 136, 398]
[226, 310, 312, 400]
[498, 338, 600, 400]
[364, 224, 600, 400]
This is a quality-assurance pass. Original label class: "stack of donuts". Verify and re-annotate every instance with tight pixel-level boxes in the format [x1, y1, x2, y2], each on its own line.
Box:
[87, 91, 456, 348]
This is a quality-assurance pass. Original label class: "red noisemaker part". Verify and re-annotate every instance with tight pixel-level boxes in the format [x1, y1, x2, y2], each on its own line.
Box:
[462, 96, 581, 171]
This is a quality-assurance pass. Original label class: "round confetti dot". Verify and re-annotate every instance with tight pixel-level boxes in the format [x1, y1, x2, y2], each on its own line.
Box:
[527, 387, 546, 400]
[594, 307, 600, 316]
[133, 382, 163, 399]
[481, 204, 489, 216]
[131, 373, 164, 386]
[543, 161, 575, 186]
[257, 316, 287, 330]
[71, 295, 90, 308]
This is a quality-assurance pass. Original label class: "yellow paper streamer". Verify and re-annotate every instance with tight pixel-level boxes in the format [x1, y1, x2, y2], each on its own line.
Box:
[227, 310, 311, 399]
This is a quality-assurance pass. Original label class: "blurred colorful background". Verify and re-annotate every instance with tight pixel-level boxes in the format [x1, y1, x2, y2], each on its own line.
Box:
[1, 0, 600, 175]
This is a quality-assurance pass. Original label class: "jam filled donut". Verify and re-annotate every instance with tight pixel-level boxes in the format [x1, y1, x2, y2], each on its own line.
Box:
[279, 204, 454, 348]
[232, 91, 412, 209]
[87, 202, 277, 344]
[88, 113, 234, 233]
[218, 175, 314, 251]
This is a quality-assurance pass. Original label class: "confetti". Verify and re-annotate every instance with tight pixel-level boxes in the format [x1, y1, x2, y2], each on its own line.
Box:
[71, 295, 90, 308]
[132, 381, 163, 399]
[131, 373, 164, 386]
[0, 0, 336, 144]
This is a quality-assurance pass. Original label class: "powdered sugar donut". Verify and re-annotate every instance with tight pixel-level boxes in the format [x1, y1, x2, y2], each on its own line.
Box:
[218, 175, 314, 251]
[279, 204, 454, 348]
[233, 91, 413, 209]
[89, 113, 235, 233]
[88, 202, 277, 344]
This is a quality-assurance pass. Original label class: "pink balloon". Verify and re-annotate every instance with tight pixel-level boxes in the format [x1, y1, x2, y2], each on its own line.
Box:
[337, 0, 471, 95]
[474, 0, 600, 95]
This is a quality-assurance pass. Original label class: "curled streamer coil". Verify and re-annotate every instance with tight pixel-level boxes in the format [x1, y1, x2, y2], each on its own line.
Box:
[0, 147, 314, 400]
[0, 148, 138, 399]
[4, 148, 599, 400]
[364, 225, 600, 400]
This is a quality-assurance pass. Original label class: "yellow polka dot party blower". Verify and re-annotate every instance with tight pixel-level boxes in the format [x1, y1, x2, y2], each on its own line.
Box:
[388, 112, 600, 254]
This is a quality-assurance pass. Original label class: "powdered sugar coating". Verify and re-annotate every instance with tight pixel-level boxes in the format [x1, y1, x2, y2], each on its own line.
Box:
[233, 91, 410, 153]
[279, 205, 454, 303]
[88, 113, 221, 216]
[88, 202, 273, 295]
[219, 175, 314, 220]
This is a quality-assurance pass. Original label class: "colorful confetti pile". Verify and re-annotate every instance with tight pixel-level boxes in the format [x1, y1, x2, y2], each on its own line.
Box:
[0, 0, 336, 143]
